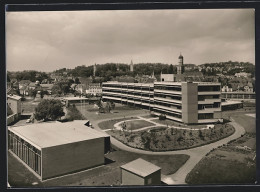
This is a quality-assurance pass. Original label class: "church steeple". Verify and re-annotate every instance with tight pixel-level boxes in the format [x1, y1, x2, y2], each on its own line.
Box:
[130, 60, 134, 72]
[177, 53, 184, 74]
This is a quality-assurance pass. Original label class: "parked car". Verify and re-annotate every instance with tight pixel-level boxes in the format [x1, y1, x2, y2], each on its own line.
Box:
[26, 119, 31, 123]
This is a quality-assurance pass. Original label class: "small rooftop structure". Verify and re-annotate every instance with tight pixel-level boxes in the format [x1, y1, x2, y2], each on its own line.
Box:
[120, 158, 161, 185]
[121, 158, 161, 178]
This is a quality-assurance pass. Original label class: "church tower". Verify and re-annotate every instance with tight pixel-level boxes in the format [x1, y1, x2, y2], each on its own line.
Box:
[177, 53, 184, 75]
[130, 60, 134, 72]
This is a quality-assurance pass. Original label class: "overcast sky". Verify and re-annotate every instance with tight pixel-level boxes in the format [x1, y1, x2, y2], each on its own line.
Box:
[6, 9, 255, 72]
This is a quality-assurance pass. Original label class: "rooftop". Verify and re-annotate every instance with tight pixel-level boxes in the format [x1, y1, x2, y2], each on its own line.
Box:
[64, 97, 89, 101]
[7, 95, 22, 101]
[120, 158, 161, 177]
[8, 120, 108, 149]
[221, 100, 242, 106]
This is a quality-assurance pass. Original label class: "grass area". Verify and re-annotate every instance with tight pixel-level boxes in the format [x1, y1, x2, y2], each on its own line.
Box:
[76, 103, 149, 122]
[152, 119, 206, 129]
[185, 110, 256, 185]
[8, 148, 189, 187]
[108, 123, 235, 151]
[8, 152, 41, 187]
[98, 117, 139, 130]
[231, 114, 256, 133]
[122, 120, 155, 130]
[186, 153, 256, 184]
[105, 150, 189, 175]
[21, 100, 40, 113]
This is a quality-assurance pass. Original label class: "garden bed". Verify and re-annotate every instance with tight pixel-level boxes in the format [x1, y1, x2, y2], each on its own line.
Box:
[107, 124, 235, 151]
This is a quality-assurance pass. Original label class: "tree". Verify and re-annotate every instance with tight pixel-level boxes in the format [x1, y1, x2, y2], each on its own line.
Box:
[75, 77, 80, 84]
[34, 99, 65, 121]
[97, 99, 105, 113]
[105, 102, 112, 113]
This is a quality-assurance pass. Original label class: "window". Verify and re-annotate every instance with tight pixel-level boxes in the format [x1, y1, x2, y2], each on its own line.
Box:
[147, 178, 152, 184]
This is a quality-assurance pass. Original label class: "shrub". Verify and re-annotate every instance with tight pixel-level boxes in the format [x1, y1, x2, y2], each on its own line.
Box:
[159, 114, 166, 120]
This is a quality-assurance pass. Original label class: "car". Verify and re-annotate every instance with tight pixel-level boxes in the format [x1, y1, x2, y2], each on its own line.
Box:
[26, 119, 31, 123]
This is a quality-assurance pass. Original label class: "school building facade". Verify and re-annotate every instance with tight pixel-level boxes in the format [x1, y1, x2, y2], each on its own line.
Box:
[102, 81, 222, 124]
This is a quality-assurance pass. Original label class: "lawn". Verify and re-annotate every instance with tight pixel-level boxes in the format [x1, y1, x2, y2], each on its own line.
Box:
[186, 155, 256, 184]
[122, 120, 155, 130]
[98, 117, 139, 130]
[76, 103, 149, 122]
[186, 128, 256, 185]
[21, 100, 40, 114]
[151, 119, 206, 129]
[231, 114, 256, 133]
[107, 123, 235, 151]
[8, 148, 189, 187]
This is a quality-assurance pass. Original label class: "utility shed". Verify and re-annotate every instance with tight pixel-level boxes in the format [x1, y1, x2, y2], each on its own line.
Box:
[120, 158, 161, 185]
[8, 121, 108, 180]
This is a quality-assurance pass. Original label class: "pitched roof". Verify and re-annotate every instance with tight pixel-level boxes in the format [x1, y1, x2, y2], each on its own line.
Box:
[120, 158, 161, 177]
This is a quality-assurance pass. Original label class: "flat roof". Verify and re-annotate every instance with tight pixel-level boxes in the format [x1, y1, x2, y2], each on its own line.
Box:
[221, 100, 242, 106]
[120, 158, 161, 177]
[8, 120, 108, 149]
[64, 97, 89, 101]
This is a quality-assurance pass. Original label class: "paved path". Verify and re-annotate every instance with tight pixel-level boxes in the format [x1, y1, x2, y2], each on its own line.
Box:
[113, 116, 214, 132]
[91, 115, 245, 185]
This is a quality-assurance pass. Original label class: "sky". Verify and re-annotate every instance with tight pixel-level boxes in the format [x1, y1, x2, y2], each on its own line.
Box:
[6, 9, 255, 72]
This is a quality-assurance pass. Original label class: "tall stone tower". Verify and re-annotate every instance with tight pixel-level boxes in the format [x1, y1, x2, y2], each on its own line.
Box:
[177, 53, 184, 75]
[130, 60, 134, 72]
[93, 63, 96, 77]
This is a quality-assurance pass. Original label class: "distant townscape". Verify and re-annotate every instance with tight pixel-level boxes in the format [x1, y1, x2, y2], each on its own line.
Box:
[7, 54, 256, 187]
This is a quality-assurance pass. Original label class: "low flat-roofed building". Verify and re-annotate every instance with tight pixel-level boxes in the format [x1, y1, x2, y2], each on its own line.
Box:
[120, 158, 161, 185]
[64, 97, 89, 107]
[8, 121, 109, 180]
[221, 100, 243, 111]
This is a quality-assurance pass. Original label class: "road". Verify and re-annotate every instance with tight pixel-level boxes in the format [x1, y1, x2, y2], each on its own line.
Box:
[90, 114, 245, 185]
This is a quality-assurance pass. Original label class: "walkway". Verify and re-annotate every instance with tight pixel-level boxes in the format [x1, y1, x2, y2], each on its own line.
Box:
[91, 116, 245, 185]
[112, 116, 214, 132]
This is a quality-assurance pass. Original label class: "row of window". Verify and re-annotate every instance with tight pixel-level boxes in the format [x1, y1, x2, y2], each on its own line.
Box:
[8, 131, 41, 176]
[153, 108, 182, 119]
[221, 93, 256, 99]
[154, 93, 182, 101]
[154, 101, 182, 109]
[198, 113, 214, 119]
[102, 84, 153, 90]
[198, 103, 220, 110]
[103, 93, 153, 99]
[198, 95, 220, 101]
[198, 86, 220, 92]
[154, 85, 182, 92]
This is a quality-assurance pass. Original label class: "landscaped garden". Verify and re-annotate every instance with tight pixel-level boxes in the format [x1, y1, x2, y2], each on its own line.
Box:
[104, 118, 235, 151]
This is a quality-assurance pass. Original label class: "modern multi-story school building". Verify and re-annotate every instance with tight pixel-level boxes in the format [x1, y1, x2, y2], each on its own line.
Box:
[102, 81, 222, 124]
